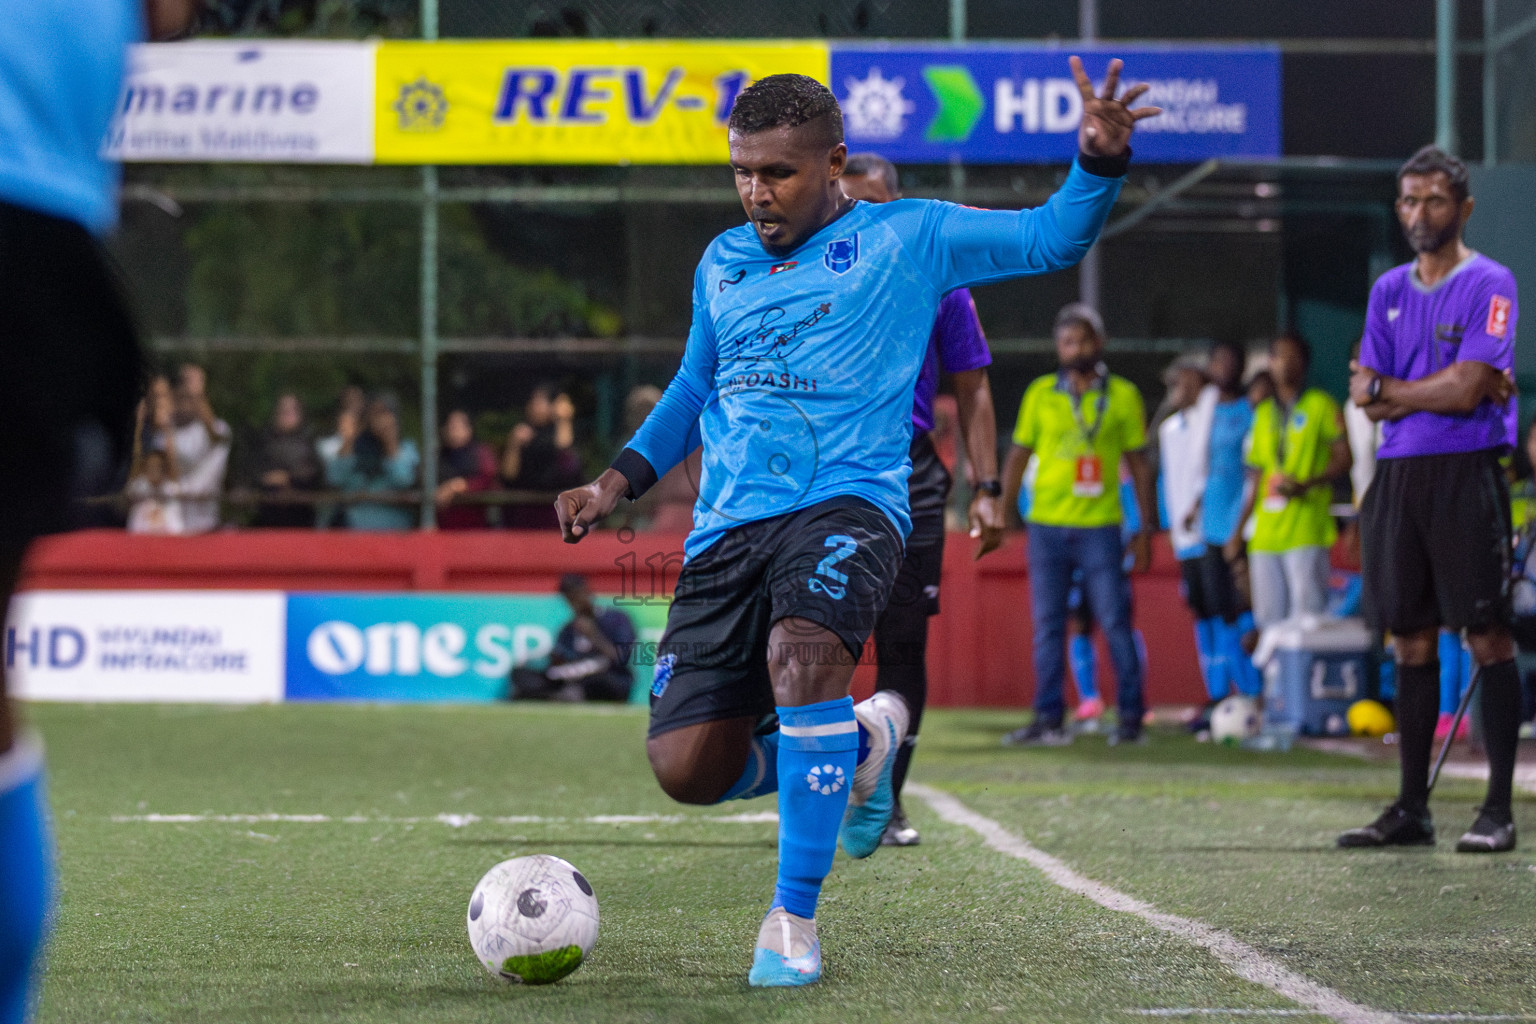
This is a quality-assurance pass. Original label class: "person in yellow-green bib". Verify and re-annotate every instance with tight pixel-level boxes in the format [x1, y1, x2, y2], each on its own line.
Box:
[1001, 304, 1159, 747]
[1225, 332, 1352, 629]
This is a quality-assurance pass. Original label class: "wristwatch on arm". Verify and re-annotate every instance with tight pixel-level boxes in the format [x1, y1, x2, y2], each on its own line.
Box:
[975, 480, 1002, 497]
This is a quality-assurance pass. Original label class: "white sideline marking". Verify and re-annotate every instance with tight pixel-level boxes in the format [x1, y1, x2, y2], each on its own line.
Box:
[1127, 1012, 1536, 1021]
[109, 811, 779, 827]
[1436, 763, 1536, 795]
[107, 811, 782, 826]
[906, 784, 1407, 1024]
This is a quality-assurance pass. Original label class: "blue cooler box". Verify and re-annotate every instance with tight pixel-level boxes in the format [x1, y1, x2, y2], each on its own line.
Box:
[1256, 617, 1375, 736]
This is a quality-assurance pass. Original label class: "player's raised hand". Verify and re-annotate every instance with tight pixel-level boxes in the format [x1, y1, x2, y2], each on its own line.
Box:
[556, 469, 629, 543]
[1071, 56, 1161, 158]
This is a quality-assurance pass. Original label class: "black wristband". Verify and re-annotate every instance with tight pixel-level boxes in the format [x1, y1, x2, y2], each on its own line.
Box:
[975, 479, 1002, 497]
[609, 447, 658, 500]
[1077, 148, 1132, 179]
[1366, 375, 1384, 404]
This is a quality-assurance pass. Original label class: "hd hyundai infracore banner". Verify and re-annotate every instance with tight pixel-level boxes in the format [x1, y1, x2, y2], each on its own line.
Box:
[107, 40, 1279, 165]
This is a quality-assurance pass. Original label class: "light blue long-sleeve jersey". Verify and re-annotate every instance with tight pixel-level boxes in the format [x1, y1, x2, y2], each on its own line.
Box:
[624, 158, 1123, 559]
[0, 0, 139, 234]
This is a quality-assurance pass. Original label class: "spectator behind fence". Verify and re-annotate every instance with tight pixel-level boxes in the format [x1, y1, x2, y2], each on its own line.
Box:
[621, 384, 698, 532]
[436, 409, 497, 530]
[166, 364, 231, 534]
[250, 393, 321, 528]
[510, 574, 635, 702]
[315, 385, 366, 529]
[501, 384, 583, 529]
[125, 449, 186, 536]
[323, 394, 420, 531]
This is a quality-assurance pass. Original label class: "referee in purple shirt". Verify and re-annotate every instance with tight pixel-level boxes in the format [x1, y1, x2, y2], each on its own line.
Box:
[841, 154, 1006, 847]
[1343, 146, 1521, 853]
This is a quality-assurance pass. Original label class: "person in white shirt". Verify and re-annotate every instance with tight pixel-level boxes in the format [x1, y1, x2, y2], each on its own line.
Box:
[126, 449, 186, 536]
[166, 364, 230, 534]
[1158, 359, 1225, 703]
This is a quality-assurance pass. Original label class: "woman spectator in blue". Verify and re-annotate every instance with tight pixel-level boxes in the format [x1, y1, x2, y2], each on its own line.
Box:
[324, 394, 420, 530]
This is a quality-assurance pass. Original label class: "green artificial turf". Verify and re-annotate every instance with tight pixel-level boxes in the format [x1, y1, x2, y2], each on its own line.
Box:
[22, 702, 1536, 1023]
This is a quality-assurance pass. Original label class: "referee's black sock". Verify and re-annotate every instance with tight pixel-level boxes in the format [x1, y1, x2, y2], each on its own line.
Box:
[1396, 661, 1440, 815]
[1479, 659, 1522, 823]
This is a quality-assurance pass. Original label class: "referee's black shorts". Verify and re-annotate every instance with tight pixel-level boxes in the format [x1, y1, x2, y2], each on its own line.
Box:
[1360, 449, 1512, 635]
[0, 200, 143, 563]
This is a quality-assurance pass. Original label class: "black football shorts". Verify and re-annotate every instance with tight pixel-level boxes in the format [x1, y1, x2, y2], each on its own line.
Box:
[647, 496, 903, 738]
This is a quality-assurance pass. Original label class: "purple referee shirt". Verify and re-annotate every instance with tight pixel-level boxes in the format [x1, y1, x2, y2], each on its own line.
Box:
[1359, 252, 1519, 458]
[912, 288, 993, 432]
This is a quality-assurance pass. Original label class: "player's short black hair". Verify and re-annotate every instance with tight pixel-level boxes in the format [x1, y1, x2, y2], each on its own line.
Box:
[558, 573, 589, 596]
[844, 152, 899, 195]
[1271, 331, 1311, 369]
[727, 74, 843, 149]
[1397, 145, 1470, 204]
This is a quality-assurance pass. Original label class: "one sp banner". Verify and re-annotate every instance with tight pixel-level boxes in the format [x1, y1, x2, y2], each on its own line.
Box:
[106, 40, 377, 163]
[284, 592, 668, 702]
[831, 44, 1280, 164]
[373, 39, 829, 164]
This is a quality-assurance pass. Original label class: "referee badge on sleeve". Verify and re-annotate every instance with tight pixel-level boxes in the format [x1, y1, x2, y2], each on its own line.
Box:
[1487, 295, 1512, 338]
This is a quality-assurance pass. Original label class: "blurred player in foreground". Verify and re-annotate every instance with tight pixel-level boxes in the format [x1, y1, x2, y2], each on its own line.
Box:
[838, 152, 1005, 848]
[1342, 146, 1521, 853]
[1, 2, 196, 1021]
[557, 62, 1158, 985]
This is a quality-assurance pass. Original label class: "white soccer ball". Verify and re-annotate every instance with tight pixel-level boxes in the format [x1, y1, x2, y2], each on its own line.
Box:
[1209, 695, 1261, 745]
[467, 855, 599, 984]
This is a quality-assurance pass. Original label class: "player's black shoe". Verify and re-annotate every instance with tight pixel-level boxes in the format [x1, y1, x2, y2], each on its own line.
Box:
[1001, 720, 1071, 747]
[1456, 807, 1517, 853]
[881, 804, 920, 847]
[1336, 802, 1435, 848]
[1107, 721, 1146, 746]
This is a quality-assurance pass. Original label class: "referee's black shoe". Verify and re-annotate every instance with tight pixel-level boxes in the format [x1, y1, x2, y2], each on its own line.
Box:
[1336, 802, 1435, 848]
[1456, 807, 1517, 853]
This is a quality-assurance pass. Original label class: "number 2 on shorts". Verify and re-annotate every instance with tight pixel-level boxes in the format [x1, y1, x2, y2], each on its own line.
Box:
[807, 534, 858, 601]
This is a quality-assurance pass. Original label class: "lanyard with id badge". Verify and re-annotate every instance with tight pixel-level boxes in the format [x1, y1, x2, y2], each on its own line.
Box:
[1263, 399, 1296, 513]
[1069, 380, 1110, 498]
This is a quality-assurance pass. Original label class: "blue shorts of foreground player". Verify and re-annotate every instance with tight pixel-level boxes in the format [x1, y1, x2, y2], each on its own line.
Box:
[1027, 524, 1144, 727]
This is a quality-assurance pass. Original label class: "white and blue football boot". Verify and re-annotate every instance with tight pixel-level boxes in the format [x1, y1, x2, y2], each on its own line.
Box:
[838, 690, 910, 859]
[748, 906, 821, 987]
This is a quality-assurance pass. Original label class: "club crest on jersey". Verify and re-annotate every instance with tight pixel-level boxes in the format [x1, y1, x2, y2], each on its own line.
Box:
[823, 236, 859, 274]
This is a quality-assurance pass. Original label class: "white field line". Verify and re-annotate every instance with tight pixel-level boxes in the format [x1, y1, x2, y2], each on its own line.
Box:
[1127, 1013, 1536, 1021]
[1436, 763, 1536, 794]
[108, 811, 779, 827]
[906, 783, 1407, 1024]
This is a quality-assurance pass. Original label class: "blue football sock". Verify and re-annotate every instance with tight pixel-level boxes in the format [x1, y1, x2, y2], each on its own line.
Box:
[1, 738, 53, 1024]
[1438, 631, 1462, 715]
[1231, 615, 1263, 697]
[1194, 618, 1230, 701]
[1069, 634, 1100, 702]
[771, 699, 857, 920]
[719, 732, 780, 803]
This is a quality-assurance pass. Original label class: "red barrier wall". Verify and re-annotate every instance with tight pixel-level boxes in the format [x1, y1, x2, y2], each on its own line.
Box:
[18, 530, 1204, 708]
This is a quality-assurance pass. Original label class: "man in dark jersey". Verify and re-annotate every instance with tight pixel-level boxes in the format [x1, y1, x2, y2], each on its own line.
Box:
[1343, 145, 1521, 853]
[840, 153, 1004, 847]
[1, 3, 197, 1020]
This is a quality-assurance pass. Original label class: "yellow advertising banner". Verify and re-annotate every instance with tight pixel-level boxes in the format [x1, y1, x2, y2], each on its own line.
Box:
[374, 40, 830, 164]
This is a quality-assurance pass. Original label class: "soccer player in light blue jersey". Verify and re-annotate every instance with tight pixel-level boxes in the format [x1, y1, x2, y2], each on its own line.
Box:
[557, 60, 1159, 987]
[1, 4, 195, 1021]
